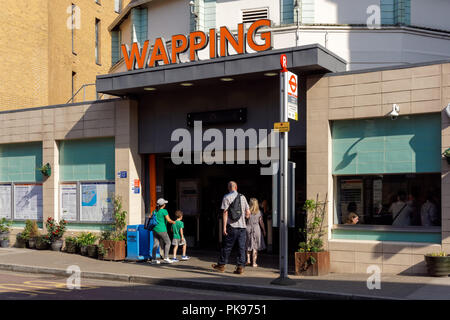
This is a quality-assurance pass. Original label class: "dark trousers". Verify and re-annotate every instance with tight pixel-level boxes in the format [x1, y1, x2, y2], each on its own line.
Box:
[219, 225, 246, 266]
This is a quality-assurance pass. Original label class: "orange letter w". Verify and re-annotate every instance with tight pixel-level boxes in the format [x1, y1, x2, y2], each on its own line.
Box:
[122, 41, 149, 71]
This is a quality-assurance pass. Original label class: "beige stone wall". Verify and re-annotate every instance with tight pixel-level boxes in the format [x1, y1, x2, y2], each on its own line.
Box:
[0, 1, 49, 110]
[0, 1, 119, 111]
[306, 62, 450, 274]
[0, 98, 142, 243]
[48, 0, 119, 105]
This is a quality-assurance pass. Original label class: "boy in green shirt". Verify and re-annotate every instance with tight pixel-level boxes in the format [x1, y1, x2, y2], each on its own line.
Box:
[172, 210, 190, 262]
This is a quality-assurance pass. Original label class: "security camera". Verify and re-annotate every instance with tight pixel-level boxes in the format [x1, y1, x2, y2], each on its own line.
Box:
[389, 104, 400, 120]
[445, 103, 450, 118]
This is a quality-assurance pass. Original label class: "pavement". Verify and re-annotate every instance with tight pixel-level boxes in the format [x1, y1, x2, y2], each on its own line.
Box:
[0, 247, 449, 300]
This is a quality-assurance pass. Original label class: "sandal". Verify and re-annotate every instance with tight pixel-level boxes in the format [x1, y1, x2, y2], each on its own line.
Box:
[252, 264, 258, 268]
[245, 262, 251, 266]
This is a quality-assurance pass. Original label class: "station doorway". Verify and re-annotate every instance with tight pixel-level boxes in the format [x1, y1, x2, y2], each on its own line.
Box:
[161, 157, 271, 249]
[143, 148, 306, 252]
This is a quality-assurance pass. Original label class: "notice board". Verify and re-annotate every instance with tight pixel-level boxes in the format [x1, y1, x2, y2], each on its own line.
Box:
[60, 184, 77, 221]
[0, 185, 12, 219]
[14, 184, 43, 220]
[81, 182, 114, 222]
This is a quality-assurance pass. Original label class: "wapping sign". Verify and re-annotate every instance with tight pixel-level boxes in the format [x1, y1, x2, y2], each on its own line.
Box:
[121, 19, 273, 71]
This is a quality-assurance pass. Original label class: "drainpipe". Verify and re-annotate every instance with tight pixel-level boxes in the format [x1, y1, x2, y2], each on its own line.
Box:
[294, 0, 301, 47]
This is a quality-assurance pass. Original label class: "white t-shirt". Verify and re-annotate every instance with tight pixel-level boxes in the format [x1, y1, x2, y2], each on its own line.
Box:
[221, 191, 249, 229]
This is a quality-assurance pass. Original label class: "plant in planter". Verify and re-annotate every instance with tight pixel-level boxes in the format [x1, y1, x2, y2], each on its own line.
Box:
[0, 236, 9, 248]
[97, 242, 107, 260]
[64, 236, 79, 254]
[77, 232, 97, 256]
[424, 252, 450, 277]
[36, 163, 51, 177]
[99, 196, 127, 261]
[16, 232, 28, 248]
[443, 148, 450, 165]
[295, 195, 330, 276]
[0, 218, 12, 238]
[35, 234, 51, 250]
[45, 218, 67, 251]
[25, 220, 40, 249]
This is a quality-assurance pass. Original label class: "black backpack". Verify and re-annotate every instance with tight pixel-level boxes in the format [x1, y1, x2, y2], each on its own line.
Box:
[228, 194, 243, 221]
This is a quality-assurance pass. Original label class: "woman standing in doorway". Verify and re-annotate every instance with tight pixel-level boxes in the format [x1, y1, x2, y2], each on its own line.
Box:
[151, 198, 176, 264]
[246, 198, 266, 267]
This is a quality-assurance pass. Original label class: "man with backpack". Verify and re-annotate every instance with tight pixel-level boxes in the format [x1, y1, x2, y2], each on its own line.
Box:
[212, 181, 250, 275]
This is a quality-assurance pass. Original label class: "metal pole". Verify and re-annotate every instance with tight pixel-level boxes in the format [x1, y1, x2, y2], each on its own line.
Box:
[271, 69, 295, 286]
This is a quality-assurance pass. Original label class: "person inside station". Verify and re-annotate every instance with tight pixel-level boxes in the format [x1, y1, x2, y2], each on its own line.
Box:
[344, 212, 359, 225]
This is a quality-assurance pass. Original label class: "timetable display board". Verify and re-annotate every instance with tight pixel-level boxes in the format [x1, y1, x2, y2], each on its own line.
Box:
[0, 185, 12, 219]
[177, 180, 200, 216]
[14, 184, 43, 220]
[60, 184, 77, 221]
[81, 182, 114, 222]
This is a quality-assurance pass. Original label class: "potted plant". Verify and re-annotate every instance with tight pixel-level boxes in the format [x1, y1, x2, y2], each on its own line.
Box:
[295, 195, 330, 276]
[0, 218, 12, 240]
[77, 232, 97, 256]
[45, 218, 67, 251]
[36, 163, 51, 177]
[97, 242, 106, 260]
[64, 236, 79, 254]
[0, 236, 9, 248]
[87, 244, 98, 258]
[99, 196, 127, 261]
[26, 220, 40, 249]
[424, 252, 450, 277]
[36, 234, 51, 250]
[15, 232, 28, 248]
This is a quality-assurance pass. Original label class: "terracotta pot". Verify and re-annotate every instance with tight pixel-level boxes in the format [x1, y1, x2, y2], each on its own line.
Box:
[295, 251, 330, 276]
[99, 240, 126, 261]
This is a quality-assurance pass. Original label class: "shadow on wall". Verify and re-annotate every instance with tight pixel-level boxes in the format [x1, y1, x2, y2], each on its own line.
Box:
[334, 137, 362, 172]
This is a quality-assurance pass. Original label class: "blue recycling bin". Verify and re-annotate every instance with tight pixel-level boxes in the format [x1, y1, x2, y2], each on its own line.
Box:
[126, 225, 160, 261]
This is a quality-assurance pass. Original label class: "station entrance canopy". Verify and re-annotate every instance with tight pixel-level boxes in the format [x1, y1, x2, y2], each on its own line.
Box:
[96, 44, 346, 96]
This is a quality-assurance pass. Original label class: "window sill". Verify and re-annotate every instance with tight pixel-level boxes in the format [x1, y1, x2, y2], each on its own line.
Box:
[332, 224, 441, 233]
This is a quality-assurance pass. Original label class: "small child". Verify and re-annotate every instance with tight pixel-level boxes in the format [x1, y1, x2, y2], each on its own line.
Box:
[171, 210, 190, 262]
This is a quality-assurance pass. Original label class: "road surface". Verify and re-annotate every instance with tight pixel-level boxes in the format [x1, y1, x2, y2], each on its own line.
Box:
[0, 270, 300, 300]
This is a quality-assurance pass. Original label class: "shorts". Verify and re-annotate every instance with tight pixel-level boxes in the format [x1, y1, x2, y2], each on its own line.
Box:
[172, 238, 186, 246]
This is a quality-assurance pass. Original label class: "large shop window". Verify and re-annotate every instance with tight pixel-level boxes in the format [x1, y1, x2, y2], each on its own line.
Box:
[0, 142, 43, 221]
[332, 114, 441, 229]
[59, 138, 115, 223]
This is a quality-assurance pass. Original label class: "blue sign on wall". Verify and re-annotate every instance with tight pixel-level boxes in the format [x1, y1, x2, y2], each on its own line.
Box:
[117, 171, 127, 178]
